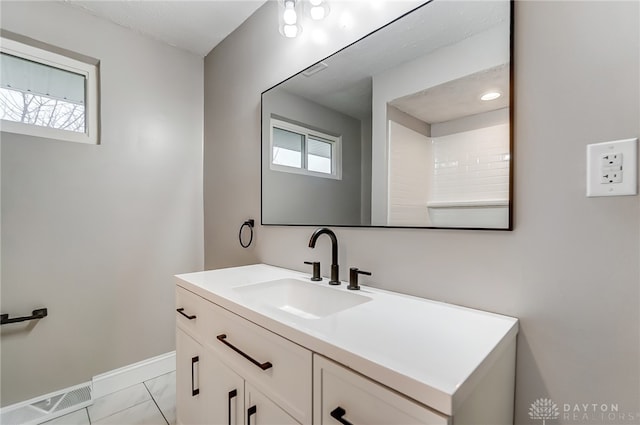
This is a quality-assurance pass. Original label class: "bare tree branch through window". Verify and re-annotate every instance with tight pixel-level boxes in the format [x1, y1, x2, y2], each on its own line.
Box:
[0, 88, 85, 133]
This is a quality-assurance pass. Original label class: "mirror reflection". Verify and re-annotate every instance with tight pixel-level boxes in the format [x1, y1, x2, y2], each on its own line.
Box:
[262, 0, 512, 229]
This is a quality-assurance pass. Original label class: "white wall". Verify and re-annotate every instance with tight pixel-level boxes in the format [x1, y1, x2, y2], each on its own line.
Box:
[387, 121, 432, 226]
[203, 1, 639, 423]
[0, 1, 204, 406]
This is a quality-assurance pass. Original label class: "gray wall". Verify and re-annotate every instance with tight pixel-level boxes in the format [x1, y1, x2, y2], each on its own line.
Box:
[387, 105, 430, 137]
[204, 1, 420, 268]
[360, 115, 372, 225]
[204, 1, 639, 423]
[1, 1, 204, 406]
[262, 90, 362, 225]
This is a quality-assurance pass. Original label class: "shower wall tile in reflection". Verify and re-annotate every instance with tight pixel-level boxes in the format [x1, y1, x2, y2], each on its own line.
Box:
[431, 123, 510, 203]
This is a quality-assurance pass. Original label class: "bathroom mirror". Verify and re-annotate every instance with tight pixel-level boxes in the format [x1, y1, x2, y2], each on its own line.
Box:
[261, 0, 513, 229]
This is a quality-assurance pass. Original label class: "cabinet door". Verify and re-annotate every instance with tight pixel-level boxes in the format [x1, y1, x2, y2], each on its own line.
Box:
[200, 351, 245, 425]
[176, 328, 205, 425]
[177, 329, 245, 425]
[245, 383, 300, 425]
[313, 355, 450, 425]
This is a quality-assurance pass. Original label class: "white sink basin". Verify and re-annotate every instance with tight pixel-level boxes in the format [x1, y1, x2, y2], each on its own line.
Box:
[234, 278, 371, 319]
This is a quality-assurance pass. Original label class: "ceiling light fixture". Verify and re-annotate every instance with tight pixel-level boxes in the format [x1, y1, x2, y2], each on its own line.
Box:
[279, 0, 330, 38]
[279, 0, 302, 38]
[480, 91, 501, 101]
[309, 0, 329, 21]
[283, 24, 299, 38]
[283, 0, 297, 25]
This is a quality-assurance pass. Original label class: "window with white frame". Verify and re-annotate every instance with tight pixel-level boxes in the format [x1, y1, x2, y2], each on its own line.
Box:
[270, 118, 341, 179]
[0, 36, 99, 144]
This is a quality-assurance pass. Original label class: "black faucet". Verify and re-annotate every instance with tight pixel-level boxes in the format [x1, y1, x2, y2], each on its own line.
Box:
[308, 228, 340, 285]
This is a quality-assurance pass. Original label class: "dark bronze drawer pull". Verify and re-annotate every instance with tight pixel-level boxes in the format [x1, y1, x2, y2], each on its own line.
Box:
[216, 334, 273, 371]
[228, 389, 237, 425]
[1, 308, 48, 325]
[331, 407, 354, 425]
[247, 405, 257, 425]
[191, 356, 200, 396]
[176, 308, 196, 320]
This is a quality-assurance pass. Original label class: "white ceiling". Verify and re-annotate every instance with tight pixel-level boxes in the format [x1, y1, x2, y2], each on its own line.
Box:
[59, 0, 510, 123]
[58, 0, 268, 57]
[390, 64, 510, 124]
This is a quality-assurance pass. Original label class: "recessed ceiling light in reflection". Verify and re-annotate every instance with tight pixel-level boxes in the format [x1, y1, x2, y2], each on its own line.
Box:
[480, 92, 501, 101]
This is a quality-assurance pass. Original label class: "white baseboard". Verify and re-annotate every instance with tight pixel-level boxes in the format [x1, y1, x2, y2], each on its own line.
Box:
[91, 351, 176, 399]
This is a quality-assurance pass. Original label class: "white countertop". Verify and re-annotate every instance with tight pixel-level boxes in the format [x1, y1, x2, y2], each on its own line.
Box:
[176, 264, 518, 416]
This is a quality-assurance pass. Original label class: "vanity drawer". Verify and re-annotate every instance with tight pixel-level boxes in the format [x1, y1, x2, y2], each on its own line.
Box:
[175, 286, 208, 339]
[202, 301, 312, 424]
[313, 355, 450, 425]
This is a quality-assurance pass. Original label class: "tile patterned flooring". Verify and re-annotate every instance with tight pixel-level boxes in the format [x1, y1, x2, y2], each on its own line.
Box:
[40, 371, 175, 425]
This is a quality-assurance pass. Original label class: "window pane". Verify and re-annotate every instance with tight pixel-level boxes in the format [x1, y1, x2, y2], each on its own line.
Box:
[273, 147, 303, 168]
[0, 88, 85, 133]
[1, 53, 85, 103]
[273, 127, 303, 168]
[308, 137, 332, 174]
[308, 154, 332, 174]
[0, 53, 86, 133]
[308, 137, 332, 158]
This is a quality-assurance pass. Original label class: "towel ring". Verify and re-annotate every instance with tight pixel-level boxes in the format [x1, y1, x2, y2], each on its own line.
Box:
[239, 219, 254, 248]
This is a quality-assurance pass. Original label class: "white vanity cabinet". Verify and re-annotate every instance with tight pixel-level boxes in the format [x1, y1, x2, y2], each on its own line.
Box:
[176, 327, 302, 425]
[176, 264, 519, 425]
[176, 285, 310, 425]
[176, 328, 244, 425]
[313, 355, 449, 425]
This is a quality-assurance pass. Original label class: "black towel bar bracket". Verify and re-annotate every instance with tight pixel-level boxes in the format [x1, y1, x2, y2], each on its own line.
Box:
[1, 308, 48, 325]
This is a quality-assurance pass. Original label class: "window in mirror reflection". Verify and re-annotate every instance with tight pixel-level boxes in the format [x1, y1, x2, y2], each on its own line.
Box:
[307, 137, 333, 174]
[272, 126, 304, 168]
[270, 118, 341, 179]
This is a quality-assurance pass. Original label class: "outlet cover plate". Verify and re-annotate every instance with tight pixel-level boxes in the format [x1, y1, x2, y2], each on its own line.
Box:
[587, 138, 638, 197]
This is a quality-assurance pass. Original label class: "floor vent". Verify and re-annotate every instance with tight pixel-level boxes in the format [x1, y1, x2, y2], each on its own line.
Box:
[0, 383, 92, 425]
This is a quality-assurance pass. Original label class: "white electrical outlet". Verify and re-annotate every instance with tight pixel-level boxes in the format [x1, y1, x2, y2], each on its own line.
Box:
[601, 152, 623, 168]
[586, 138, 638, 197]
[601, 170, 623, 184]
